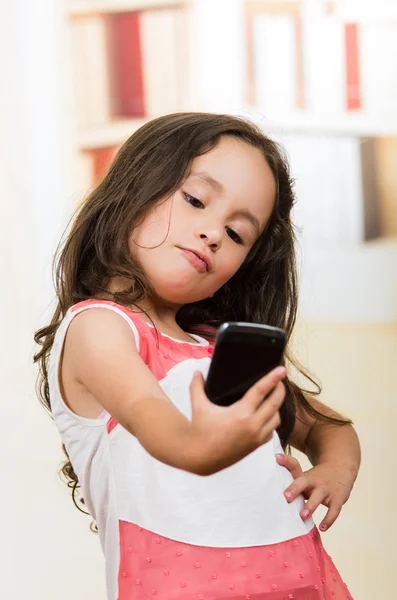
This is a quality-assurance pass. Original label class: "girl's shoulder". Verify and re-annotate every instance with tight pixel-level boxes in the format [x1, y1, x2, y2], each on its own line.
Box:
[70, 299, 148, 327]
[68, 299, 151, 354]
[66, 299, 212, 377]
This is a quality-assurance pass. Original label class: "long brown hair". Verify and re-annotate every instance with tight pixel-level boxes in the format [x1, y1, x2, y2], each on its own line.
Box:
[34, 112, 350, 512]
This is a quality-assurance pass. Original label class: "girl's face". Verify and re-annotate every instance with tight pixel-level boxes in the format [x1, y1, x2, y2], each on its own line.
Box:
[130, 136, 276, 306]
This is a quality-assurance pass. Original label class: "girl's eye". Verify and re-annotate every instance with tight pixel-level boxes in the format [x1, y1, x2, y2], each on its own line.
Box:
[184, 193, 204, 209]
[184, 193, 243, 244]
[226, 227, 244, 245]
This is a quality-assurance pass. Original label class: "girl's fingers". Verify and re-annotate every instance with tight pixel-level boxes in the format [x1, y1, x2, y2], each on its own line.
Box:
[255, 381, 285, 424]
[190, 370, 205, 395]
[319, 502, 342, 532]
[259, 411, 281, 444]
[276, 454, 304, 480]
[297, 487, 328, 520]
[283, 474, 311, 503]
[244, 367, 286, 409]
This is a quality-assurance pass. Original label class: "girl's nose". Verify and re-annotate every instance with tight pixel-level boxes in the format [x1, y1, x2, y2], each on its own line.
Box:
[197, 228, 223, 250]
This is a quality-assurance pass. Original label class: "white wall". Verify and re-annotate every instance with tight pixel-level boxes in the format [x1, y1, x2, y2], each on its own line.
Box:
[0, 2, 106, 599]
[298, 238, 397, 322]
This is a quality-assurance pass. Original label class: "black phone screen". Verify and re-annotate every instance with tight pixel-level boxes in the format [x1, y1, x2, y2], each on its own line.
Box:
[205, 325, 286, 406]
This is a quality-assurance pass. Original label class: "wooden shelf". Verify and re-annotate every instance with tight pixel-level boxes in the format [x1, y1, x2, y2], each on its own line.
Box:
[78, 118, 148, 149]
[245, 1, 335, 15]
[77, 111, 397, 151]
[69, 0, 187, 17]
[242, 107, 397, 137]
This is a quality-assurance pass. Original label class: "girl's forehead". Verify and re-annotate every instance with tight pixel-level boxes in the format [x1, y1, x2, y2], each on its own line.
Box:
[189, 138, 276, 225]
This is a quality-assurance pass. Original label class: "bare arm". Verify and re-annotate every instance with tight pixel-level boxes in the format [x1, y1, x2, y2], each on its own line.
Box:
[277, 395, 360, 530]
[290, 396, 361, 480]
[66, 309, 196, 471]
[64, 308, 286, 476]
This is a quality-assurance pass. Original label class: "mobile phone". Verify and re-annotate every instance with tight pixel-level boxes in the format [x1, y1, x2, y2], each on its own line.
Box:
[204, 322, 287, 406]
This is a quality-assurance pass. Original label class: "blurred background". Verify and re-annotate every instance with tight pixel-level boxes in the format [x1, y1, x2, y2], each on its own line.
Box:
[1, 0, 396, 598]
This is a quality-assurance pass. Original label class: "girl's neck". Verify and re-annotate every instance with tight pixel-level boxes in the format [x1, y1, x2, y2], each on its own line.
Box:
[104, 279, 195, 343]
[104, 278, 196, 342]
[137, 300, 197, 344]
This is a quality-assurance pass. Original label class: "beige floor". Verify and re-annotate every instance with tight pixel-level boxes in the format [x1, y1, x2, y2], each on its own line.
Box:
[1, 319, 396, 599]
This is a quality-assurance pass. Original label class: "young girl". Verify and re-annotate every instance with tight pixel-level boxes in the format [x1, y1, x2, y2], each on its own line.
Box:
[35, 113, 360, 600]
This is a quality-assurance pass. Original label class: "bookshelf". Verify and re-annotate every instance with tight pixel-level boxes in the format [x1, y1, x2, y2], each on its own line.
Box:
[78, 118, 148, 149]
[66, 0, 397, 240]
[67, 0, 194, 189]
[69, 0, 188, 17]
[242, 0, 397, 242]
[241, 110, 397, 138]
[244, 1, 397, 132]
[245, 0, 335, 14]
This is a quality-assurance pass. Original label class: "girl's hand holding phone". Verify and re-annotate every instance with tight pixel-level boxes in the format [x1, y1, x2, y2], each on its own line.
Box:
[188, 366, 286, 476]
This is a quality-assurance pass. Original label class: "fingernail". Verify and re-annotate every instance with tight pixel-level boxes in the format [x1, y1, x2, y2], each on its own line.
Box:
[275, 366, 286, 378]
[285, 491, 293, 501]
[276, 453, 284, 460]
[302, 509, 310, 518]
[320, 524, 327, 531]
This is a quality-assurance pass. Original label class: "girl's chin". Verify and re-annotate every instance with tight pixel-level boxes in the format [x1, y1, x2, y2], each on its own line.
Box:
[156, 281, 211, 305]
[150, 266, 215, 303]
[163, 291, 209, 306]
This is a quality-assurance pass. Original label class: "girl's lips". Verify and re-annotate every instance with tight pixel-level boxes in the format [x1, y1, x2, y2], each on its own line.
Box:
[180, 248, 208, 273]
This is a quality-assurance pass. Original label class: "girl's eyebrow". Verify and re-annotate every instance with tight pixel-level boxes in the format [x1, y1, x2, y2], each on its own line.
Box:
[190, 171, 261, 235]
[230, 208, 261, 236]
[190, 171, 224, 193]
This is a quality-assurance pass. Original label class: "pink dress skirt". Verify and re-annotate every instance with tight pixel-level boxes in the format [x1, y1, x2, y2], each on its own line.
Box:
[117, 522, 353, 600]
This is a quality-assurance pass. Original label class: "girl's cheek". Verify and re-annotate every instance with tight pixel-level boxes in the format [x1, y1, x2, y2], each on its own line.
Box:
[217, 262, 242, 284]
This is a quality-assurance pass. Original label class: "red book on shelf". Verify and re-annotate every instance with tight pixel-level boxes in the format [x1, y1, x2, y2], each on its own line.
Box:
[107, 12, 146, 118]
[345, 23, 361, 111]
[294, 14, 305, 110]
[90, 147, 117, 183]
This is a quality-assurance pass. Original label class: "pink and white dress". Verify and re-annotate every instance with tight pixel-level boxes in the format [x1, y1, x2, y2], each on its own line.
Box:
[49, 300, 353, 600]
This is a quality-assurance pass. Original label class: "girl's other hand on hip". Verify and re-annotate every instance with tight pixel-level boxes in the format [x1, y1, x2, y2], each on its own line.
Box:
[276, 454, 354, 532]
